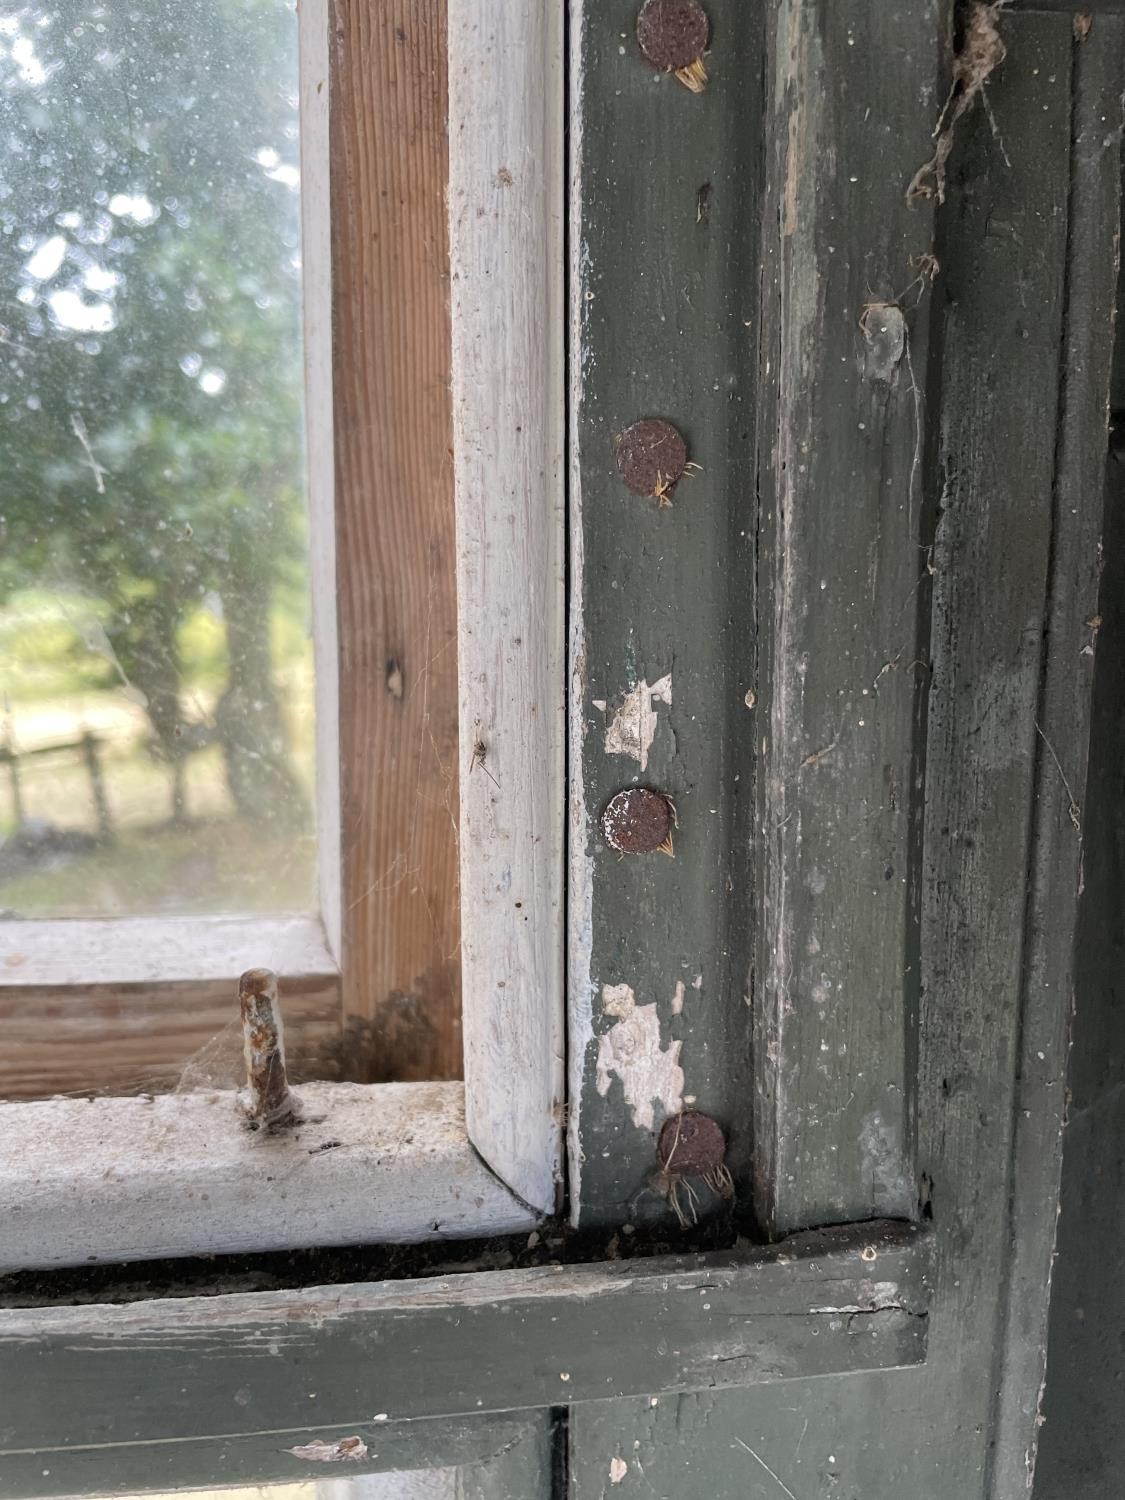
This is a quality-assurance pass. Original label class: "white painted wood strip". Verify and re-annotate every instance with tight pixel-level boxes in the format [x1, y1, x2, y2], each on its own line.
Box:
[566, 0, 594, 1223]
[298, 0, 342, 964]
[448, 0, 565, 1213]
[0, 1082, 537, 1270]
[0, 914, 336, 988]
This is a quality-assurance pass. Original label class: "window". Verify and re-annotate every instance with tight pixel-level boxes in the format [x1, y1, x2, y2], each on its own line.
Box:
[0, 0, 564, 1266]
[1, 0, 315, 923]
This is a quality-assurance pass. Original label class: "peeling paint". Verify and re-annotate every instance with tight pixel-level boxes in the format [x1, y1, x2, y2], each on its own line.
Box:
[671, 980, 685, 1015]
[602, 982, 637, 1018]
[610, 1456, 628, 1483]
[595, 983, 685, 1130]
[860, 301, 906, 382]
[604, 673, 672, 771]
[287, 1436, 369, 1462]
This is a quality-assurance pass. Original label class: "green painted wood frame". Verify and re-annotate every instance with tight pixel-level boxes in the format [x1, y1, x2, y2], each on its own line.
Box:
[566, 0, 1122, 1496]
[0, 1222, 929, 1497]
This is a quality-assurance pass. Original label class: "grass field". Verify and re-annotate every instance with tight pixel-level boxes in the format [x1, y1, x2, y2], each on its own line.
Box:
[0, 587, 316, 916]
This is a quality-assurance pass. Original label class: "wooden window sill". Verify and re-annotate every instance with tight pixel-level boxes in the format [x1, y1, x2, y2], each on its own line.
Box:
[0, 1080, 537, 1271]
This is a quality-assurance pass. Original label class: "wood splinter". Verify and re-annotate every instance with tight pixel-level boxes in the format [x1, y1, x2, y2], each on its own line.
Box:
[239, 967, 299, 1129]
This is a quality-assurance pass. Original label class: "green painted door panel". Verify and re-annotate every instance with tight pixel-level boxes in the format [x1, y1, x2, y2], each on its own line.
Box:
[0, 1414, 556, 1500]
[567, 1, 1123, 1497]
[2, 5, 1121, 1500]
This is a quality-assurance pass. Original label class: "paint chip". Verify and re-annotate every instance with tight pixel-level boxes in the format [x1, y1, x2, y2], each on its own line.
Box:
[595, 983, 684, 1130]
[605, 673, 672, 771]
[671, 980, 685, 1015]
[602, 982, 637, 1018]
[610, 1456, 629, 1483]
[287, 1437, 368, 1463]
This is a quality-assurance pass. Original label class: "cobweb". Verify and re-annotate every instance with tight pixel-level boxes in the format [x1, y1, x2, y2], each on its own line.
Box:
[169, 1017, 245, 1097]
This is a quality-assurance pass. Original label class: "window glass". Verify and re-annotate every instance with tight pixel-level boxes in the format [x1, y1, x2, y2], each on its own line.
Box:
[0, 0, 314, 916]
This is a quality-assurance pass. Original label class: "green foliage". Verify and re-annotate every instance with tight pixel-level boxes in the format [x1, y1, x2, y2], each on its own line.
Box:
[0, 589, 116, 699]
[0, 0, 310, 830]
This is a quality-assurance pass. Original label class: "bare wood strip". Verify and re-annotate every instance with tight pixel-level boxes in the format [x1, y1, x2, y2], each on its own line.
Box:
[0, 973, 341, 1099]
[331, 0, 462, 1083]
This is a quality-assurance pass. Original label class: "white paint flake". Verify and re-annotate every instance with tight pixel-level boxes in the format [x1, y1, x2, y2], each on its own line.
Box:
[604, 673, 672, 771]
[671, 980, 685, 1015]
[602, 982, 637, 1018]
[595, 983, 684, 1130]
[287, 1436, 369, 1462]
[610, 1456, 629, 1483]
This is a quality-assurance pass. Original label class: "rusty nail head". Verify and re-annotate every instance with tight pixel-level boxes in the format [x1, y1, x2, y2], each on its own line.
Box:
[602, 787, 675, 854]
[636, 0, 710, 72]
[614, 419, 688, 500]
[657, 1110, 725, 1176]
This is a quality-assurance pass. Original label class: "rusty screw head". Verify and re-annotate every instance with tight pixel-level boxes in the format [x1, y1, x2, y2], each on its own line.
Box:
[636, 0, 710, 73]
[614, 418, 688, 503]
[602, 787, 676, 855]
[657, 1110, 726, 1177]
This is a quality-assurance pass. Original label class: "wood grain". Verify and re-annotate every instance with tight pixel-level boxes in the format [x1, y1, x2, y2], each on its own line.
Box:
[0, 916, 340, 1099]
[331, 0, 462, 1083]
[449, 0, 565, 1212]
[1037, 441, 1125, 1500]
[0, 1221, 931, 1446]
[990, 25, 1122, 1495]
[752, 0, 939, 1234]
[0, 974, 340, 1100]
[915, 17, 1080, 1494]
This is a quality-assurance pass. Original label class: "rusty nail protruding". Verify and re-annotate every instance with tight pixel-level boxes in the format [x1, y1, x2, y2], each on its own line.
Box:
[239, 967, 296, 1128]
[636, 0, 710, 92]
[655, 1110, 734, 1225]
[602, 787, 676, 855]
[657, 1110, 726, 1177]
[614, 419, 688, 505]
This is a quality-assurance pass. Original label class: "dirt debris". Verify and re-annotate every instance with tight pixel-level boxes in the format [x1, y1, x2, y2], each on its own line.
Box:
[908, 1, 1008, 205]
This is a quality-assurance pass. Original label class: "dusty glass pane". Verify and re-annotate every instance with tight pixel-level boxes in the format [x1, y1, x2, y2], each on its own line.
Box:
[0, 0, 314, 915]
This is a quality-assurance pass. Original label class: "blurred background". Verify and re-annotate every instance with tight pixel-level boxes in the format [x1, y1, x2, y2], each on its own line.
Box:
[0, 0, 315, 918]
